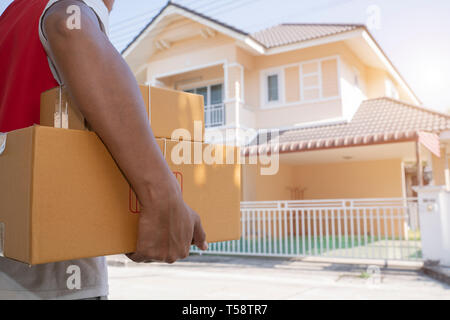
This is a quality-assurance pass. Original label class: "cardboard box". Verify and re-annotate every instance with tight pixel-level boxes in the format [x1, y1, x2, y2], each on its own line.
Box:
[40, 86, 205, 142]
[0, 126, 240, 265]
[40, 87, 86, 131]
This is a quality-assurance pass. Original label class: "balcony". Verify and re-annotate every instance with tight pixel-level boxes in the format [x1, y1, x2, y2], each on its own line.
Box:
[205, 103, 225, 128]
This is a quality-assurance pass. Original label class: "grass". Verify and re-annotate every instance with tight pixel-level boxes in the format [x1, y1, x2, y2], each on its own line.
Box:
[408, 230, 421, 241]
[201, 235, 422, 260]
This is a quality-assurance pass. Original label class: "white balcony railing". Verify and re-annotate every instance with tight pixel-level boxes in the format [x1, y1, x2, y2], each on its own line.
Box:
[205, 103, 225, 128]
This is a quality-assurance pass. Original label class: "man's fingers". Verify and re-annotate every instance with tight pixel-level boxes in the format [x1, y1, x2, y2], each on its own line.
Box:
[126, 252, 157, 263]
[191, 212, 208, 251]
[126, 252, 144, 263]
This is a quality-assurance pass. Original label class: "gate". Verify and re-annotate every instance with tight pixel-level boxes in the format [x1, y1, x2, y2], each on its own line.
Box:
[192, 198, 421, 261]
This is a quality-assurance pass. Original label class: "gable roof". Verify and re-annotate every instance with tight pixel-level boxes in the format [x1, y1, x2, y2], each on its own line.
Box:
[121, 2, 420, 105]
[243, 98, 450, 156]
[252, 23, 363, 49]
[121, 1, 258, 55]
[121, 2, 366, 55]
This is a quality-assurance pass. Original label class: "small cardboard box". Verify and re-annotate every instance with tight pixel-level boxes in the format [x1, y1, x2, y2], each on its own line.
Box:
[40, 85, 205, 142]
[0, 126, 240, 265]
[40, 87, 86, 131]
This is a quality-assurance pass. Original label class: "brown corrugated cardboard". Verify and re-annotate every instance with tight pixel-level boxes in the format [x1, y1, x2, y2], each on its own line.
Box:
[40, 87, 86, 131]
[0, 126, 240, 265]
[40, 86, 205, 142]
[145, 86, 205, 142]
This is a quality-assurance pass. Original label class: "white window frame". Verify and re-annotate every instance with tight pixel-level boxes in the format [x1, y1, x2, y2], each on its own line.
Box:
[260, 68, 285, 108]
[181, 82, 225, 128]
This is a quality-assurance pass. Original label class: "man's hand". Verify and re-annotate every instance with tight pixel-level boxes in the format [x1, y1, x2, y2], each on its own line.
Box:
[42, 0, 208, 263]
[127, 177, 207, 263]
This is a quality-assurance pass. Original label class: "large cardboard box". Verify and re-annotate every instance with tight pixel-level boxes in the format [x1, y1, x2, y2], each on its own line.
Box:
[40, 85, 205, 142]
[0, 126, 240, 265]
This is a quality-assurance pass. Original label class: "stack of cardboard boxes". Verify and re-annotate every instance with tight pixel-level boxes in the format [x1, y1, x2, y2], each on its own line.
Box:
[0, 86, 241, 265]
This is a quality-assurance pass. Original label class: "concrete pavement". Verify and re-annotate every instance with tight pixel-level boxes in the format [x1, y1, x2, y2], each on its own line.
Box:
[107, 254, 450, 300]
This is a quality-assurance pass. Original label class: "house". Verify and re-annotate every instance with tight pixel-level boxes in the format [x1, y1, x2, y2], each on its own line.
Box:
[122, 2, 450, 202]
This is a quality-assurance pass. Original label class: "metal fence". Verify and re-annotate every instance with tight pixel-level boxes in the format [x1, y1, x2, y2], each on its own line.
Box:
[205, 103, 225, 128]
[192, 198, 422, 261]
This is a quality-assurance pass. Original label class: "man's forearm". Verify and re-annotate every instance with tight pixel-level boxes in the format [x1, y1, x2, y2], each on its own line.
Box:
[42, 1, 207, 262]
[43, 1, 174, 205]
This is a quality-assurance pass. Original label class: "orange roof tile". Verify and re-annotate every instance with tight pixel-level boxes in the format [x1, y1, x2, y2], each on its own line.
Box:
[243, 98, 450, 156]
[251, 23, 362, 48]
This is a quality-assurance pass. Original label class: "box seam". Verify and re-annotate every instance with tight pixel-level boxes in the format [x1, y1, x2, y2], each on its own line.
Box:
[148, 85, 151, 124]
[28, 126, 37, 264]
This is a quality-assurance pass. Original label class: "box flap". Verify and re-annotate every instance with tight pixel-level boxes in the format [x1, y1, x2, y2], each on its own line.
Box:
[0, 127, 34, 263]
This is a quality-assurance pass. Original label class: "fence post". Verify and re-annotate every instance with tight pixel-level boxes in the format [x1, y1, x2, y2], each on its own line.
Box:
[414, 186, 450, 266]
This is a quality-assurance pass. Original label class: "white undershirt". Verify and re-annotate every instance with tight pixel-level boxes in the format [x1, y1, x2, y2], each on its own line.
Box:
[38, 0, 110, 85]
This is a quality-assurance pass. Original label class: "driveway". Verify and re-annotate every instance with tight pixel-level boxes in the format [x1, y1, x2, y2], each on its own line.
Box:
[107, 255, 450, 300]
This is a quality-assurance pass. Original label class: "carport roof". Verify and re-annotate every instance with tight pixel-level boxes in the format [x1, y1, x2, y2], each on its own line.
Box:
[243, 97, 450, 156]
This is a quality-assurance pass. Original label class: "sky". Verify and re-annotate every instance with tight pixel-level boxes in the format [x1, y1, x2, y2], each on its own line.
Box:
[1, 0, 449, 113]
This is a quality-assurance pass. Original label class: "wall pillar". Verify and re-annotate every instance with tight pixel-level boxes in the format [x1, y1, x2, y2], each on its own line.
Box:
[431, 147, 448, 187]
[414, 185, 450, 266]
[223, 62, 245, 145]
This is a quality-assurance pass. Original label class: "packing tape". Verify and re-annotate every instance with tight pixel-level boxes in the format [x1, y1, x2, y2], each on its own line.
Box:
[0, 132, 6, 155]
[0, 222, 4, 257]
[55, 86, 62, 128]
[162, 137, 167, 158]
[55, 87, 69, 129]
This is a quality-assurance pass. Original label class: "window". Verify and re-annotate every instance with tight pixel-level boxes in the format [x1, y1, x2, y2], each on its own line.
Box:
[195, 87, 208, 106]
[261, 69, 283, 105]
[261, 56, 339, 107]
[267, 74, 279, 102]
[184, 84, 224, 128]
[210, 84, 223, 105]
[300, 58, 339, 101]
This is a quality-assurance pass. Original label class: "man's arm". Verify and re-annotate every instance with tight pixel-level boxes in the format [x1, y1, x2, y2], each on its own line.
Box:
[42, 0, 207, 263]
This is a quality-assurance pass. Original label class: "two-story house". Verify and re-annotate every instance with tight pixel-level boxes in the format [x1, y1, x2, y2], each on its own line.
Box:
[122, 2, 450, 202]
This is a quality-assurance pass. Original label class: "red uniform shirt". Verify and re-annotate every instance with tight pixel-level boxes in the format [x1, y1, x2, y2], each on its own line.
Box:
[0, 0, 58, 132]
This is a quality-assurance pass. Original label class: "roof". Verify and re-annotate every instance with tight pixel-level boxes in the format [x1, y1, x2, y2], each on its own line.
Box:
[121, 2, 420, 105]
[243, 98, 450, 156]
[121, 3, 364, 54]
[122, 2, 252, 54]
[251, 23, 363, 49]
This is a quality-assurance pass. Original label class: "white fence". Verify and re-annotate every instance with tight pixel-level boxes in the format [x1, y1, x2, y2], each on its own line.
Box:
[192, 198, 422, 261]
[205, 103, 225, 128]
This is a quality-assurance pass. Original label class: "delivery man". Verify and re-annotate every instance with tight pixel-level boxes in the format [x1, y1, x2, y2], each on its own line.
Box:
[0, 0, 207, 300]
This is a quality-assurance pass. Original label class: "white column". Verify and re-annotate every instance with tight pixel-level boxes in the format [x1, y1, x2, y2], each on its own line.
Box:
[414, 185, 450, 266]
[445, 144, 450, 190]
[235, 81, 241, 145]
[223, 63, 245, 145]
